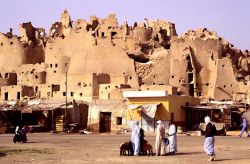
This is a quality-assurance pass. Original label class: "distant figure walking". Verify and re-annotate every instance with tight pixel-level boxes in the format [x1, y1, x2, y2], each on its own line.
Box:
[131, 121, 141, 156]
[204, 116, 216, 161]
[155, 120, 166, 156]
[239, 116, 250, 137]
[168, 121, 177, 154]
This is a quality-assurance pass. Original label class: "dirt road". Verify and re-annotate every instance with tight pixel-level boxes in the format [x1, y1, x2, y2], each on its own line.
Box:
[0, 133, 250, 164]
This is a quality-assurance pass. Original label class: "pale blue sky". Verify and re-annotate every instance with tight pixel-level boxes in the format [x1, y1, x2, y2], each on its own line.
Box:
[0, 0, 250, 50]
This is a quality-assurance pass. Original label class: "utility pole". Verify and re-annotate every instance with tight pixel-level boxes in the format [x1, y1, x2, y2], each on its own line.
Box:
[245, 92, 247, 113]
[64, 71, 68, 131]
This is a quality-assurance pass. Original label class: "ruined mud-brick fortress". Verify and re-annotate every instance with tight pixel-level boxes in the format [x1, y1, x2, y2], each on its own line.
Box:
[0, 10, 249, 132]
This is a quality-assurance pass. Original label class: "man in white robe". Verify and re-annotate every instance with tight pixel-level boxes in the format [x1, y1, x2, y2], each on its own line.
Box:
[168, 122, 177, 154]
[204, 116, 216, 161]
[131, 121, 141, 156]
[155, 120, 166, 156]
[15, 126, 20, 134]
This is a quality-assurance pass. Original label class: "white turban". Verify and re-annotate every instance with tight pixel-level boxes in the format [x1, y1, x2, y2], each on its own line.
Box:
[157, 120, 162, 124]
[134, 121, 139, 126]
[204, 116, 211, 125]
[157, 120, 164, 127]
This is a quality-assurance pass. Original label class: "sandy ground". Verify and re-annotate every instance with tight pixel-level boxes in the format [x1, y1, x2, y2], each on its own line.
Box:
[0, 132, 250, 164]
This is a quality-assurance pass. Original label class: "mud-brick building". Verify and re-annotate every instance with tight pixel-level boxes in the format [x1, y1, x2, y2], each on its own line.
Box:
[1, 10, 250, 133]
[0, 85, 35, 101]
[87, 99, 126, 132]
[122, 90, 200, 132]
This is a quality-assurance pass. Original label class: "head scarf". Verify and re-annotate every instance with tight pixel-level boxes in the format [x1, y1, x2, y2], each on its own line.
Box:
[157, 120, 164, 127]
[134, 121, 139, 126]
[204, 116, 211, 125]
[132, 121, 140, 134]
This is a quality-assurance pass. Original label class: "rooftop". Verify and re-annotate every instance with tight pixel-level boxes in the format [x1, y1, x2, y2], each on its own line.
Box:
[122, 90, 168, 98]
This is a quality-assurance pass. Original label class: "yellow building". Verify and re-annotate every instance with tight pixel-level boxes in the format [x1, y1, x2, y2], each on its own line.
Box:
[123, 90, 200, 131]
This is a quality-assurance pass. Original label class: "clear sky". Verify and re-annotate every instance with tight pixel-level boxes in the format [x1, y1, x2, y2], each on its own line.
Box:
[0, 0, 250, 50]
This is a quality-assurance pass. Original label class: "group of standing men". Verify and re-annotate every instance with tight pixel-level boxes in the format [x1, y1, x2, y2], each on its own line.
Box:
[131, 120, 177, 156]
[155, 120, 177, 156]
[131, 115, 249, 161]
[130, 116, 215, 161]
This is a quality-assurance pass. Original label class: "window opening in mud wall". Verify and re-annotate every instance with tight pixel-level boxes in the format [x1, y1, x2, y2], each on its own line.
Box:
[186, 54, 196, 97]
[116, 117, 122, 125]
[188, 72, 194, 96]
[111, 32, 117, 38]
[52, 84, 60, 92]
[186, 56, 193, 71]
[188, 72, 194, 83]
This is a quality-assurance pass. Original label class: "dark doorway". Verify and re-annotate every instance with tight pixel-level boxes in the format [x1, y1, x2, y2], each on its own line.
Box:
[4, 92, 8, 101]
[99, 112, 111, 133]
[186, 108, 210, 130]
[188, 72, 193, 83]
[21, 111, 51, 132]
[189, 84, 194, 96]
[17, 92, 21, 100]
[79, 104, 89, 129]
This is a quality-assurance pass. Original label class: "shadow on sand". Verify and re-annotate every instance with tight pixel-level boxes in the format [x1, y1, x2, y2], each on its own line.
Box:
[214, 158, 250, 162]
[13, 141, 37, 144]
[0, 152, 7, 157]
[26, 141, 37, 143]
[168, 152, 203, 156]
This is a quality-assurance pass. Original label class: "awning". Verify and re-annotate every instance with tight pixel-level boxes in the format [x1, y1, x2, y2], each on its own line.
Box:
[27, 99, 42, 106]
[59, 104, 74, 108]
[127, 103, 160, 118]
[0, 100, 73, 112]
[0, 107, 20, 111]
[123, 90, 168, 98]
[21, 103, 67, 113]
[141, 104, 159, 118]
[22, 108, 32, 113]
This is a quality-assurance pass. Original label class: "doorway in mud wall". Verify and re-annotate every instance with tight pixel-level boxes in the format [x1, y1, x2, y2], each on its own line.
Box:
[99, 112, 111, 133]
